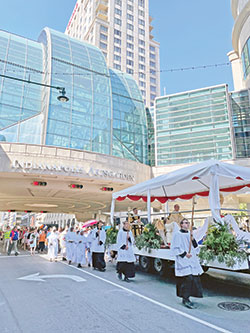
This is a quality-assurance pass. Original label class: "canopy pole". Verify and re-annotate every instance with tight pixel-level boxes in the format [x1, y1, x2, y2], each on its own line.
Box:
[188, 195, 196, 253]
[147, 189, 151, 223]
[110, 198, 115, 226]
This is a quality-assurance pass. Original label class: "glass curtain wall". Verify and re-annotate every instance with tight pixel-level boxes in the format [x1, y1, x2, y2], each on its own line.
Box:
[0, 30, 43, 143]
[155, 85, 233, 165]
[231, 89, 250, 157]
[110, 69, 148, 164]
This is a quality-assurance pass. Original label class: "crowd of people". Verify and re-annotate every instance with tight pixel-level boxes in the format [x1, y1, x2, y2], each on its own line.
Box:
[0, 205, 204, 307]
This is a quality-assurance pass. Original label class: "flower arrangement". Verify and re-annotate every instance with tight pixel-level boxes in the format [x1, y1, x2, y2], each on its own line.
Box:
[135, 223, 161, 253]
[105, 227, 119, 246]
[199, 222, 248, 268]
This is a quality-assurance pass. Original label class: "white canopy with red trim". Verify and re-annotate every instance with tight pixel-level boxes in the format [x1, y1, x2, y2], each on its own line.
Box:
[110, 160, 250, 223]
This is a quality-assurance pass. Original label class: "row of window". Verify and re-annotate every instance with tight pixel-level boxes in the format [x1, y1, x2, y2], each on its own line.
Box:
[115, 0, 145, 8]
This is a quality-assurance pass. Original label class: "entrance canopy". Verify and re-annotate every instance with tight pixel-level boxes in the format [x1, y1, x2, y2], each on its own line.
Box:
[111, 160, 250, 223]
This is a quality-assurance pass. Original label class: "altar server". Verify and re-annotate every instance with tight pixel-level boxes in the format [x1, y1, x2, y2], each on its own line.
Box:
[47, 227, 59, 262]
[65, 227, 77, 265]
[91, 221, 106, 271]
[116, 221, 136, 282]
[171, 218, 203, 309]
[76, 230, 88, 268]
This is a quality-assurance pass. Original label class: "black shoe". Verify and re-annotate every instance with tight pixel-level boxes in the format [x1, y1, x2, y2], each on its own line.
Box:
[88, 263, 91, 267]
[118, 273, 122, 280]
[77, 264, 82, 268]
[124, 277, 130, 282]
[99, 268, 106, 272]
[182, 299, 195, 309]
[62, 257, 67, 261]
[68, 260, 71, 265]
[15, 252, 18, 256]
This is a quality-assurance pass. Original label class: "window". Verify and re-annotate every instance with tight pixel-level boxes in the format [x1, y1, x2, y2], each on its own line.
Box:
[150, 94, 156, 100]
[150, 77, 156, 84]
[114, 55, 121, 62]
[139, 55, 145, 62]
[150, 61, 156, 68]
[127, 51, 134, 58]
[115, 0, 122, 6]
[127, 14, 134, 21]
[139, 39, 145, 46]
[127, 23, 134, 31]
[150, 86, 156, 92]
[127, 68, 134, 74]
[127, 4, 133, 12]
[141, 90, 146, 97]
[114, 63, 121, 70]
[114, 37, 121, 45]
[114, 46, 121, 53]
[150, 53, 156, 60]
[150, 45, 155, 52]
[139, 81, 146, 88]
[126, 59, 134, 66]
[139, 19, 145, 26]
[100, 25, 108, 33]
[139, 72, 145, 79]
[139, 64, 145, 70]
[115, 18, 122, 25]
[114, 29, 121, 37]
[150, 69, 156, 75]
[115, 8, 122, 15]
[127, 34, 134, 42]
[127, 42, 134, 50]
[139, 47, 145, 54]
[139, 0, 145, 8]
[139, 28, 145, 36]
[102, 52, 107, 58]
[138, 9, 144, 17]
[100, 33, 108, 41]
[100, 42, 107, 50]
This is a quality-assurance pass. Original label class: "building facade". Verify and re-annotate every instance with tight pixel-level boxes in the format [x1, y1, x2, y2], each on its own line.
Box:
[228, 0, 250, 90]
[65, 0, 160, 107]
[0, 28, 148, 165]
[154, 85, 234, 166]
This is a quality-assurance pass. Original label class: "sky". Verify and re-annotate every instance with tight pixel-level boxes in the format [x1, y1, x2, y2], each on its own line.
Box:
[0, 0, 234, 95]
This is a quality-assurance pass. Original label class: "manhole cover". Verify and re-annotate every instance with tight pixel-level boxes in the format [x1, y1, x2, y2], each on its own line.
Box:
[218, 302, 250, 312]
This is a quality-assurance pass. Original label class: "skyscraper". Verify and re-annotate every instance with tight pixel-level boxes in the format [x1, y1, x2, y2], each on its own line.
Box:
[65, 0, 160, 107]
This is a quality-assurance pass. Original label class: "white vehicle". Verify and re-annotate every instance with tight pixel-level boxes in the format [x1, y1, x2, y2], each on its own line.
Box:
[110, 160, 250, 275]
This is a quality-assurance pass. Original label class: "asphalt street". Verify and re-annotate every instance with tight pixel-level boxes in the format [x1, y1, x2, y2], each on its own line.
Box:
[0, 253, 250, 333]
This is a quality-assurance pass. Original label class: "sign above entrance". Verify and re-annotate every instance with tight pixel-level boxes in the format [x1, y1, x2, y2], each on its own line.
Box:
[11, 160, 135, 183]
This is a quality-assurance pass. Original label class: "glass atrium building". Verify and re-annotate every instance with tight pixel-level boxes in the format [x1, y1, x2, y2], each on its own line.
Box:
[155, 85, 233, 166]
[0, 28, 148, 164]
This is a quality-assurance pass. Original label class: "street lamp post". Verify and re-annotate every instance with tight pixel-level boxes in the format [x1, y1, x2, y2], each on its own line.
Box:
[0, 73, 69, 102]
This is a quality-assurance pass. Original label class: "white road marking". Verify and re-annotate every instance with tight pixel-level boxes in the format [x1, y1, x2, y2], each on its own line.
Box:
[59, 261, 232, 333]
[18, 272, 86, 282]
[0, 255, 30, 259]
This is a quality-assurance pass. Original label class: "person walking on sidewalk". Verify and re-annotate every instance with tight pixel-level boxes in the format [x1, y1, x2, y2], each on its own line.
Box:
[8, 227, 19, 256]
[3, 226, 11, 253]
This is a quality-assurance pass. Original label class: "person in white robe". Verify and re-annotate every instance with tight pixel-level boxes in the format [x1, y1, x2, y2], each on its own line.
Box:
[91, 221, 106, 271]
[59, 228, 68, 261]
[76, 230, 88, 268]
[116, 221, 136, 282]
[65, 227, 77, 265]
[84, 228, 92, 267]
[47, 228, 59, 262]
[171, 218, 203, 309]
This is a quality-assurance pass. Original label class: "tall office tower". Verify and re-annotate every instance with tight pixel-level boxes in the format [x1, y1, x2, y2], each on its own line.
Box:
[228, 0, 250, 90]
[65, 0, 160, 107]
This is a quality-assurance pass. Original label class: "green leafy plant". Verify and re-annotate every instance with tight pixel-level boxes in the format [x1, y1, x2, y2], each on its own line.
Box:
[105, 227, 119, 246]
[135, 224, 161, 253]
[199, 222, 247, 268]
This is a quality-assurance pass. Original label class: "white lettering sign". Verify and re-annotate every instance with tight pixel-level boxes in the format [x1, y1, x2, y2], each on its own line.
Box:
[11, 160, 135, 182]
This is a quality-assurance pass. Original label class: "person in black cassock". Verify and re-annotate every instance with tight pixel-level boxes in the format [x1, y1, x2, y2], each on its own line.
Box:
[171, 218, 203, 309]
[91, 221, 106, 271]
[116, 221, 136, 282]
